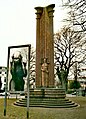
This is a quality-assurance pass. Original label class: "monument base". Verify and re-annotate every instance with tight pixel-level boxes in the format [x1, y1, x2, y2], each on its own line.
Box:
[29, 88, 65, 98]
[14, 88, 78, 108]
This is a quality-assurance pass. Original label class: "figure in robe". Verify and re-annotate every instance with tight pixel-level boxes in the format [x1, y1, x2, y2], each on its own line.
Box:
[10, 52, 27, 91]
[41, 58, 49, 87]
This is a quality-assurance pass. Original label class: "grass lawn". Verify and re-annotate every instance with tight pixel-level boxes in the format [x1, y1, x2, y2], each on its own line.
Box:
[0, 96, 86, 119]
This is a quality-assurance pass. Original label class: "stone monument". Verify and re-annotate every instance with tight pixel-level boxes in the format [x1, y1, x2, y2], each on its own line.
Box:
[14, 4, 78, 108]
[35, 4, 55, 88]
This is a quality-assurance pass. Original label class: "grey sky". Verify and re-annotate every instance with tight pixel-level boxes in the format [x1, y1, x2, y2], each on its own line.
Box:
[0, 0, 67, 66]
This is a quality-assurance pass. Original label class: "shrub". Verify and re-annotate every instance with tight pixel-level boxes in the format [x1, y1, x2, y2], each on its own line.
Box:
[69, 80, 81, 89]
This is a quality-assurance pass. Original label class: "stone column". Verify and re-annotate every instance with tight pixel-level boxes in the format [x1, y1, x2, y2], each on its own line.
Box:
[35, 7, 43, 87]
[47, 4, 55, 87]
[35, 4, 55, 88]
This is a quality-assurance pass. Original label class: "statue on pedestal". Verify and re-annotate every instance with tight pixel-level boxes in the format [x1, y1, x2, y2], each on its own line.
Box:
[10, 52, 27, 91]
[41, 58, 49, 87]
[57, 67, 67, 90]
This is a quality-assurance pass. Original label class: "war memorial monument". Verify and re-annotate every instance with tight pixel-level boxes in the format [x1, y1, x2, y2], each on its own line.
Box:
[14, 4, 78, 108]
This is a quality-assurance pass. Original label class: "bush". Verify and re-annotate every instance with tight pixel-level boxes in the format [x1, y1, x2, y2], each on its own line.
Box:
[69, 80, 81, 89]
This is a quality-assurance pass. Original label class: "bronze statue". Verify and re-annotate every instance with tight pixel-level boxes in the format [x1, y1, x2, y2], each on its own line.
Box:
[10, 52, 27, 91]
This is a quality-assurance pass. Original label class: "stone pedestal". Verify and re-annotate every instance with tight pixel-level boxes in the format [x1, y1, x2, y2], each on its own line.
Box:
[35, 4, 55, 87]
[14, 88, 78, 108]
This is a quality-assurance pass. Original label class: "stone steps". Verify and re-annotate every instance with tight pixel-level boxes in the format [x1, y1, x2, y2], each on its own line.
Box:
[14, 88, 78, 108]
[14, 98, 78, 108]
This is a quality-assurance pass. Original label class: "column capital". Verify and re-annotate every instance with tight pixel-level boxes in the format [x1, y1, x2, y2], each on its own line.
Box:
[47, 4, 55, 17]
[35, 7, 43, 19]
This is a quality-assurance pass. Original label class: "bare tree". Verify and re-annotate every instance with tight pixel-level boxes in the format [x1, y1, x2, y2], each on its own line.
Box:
[20, 47, 36, 88]
[63, 0, 86, 32]
[54, 26, 86, 91]
[29, 47, 36, 85]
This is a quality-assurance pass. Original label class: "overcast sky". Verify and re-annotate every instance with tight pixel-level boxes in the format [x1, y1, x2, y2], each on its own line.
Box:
[0, 0, 67, 66]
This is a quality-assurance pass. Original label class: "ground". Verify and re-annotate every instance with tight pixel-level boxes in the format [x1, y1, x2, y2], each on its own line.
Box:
[0, 96, 86, 119]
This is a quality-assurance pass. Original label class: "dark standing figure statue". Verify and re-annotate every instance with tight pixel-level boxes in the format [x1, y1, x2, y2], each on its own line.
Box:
[56, 67, 62, 85]
[56, 67, 67, 90]
[10, 53, 27, 91]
